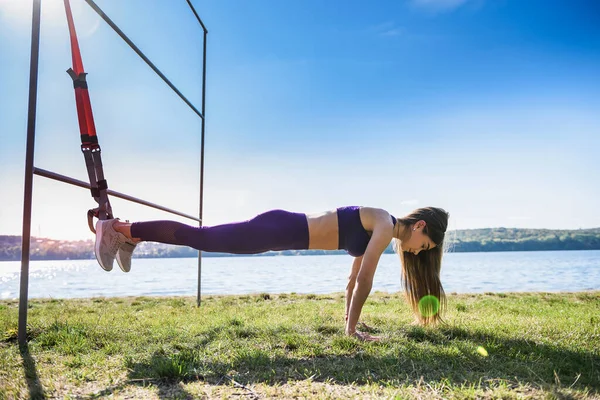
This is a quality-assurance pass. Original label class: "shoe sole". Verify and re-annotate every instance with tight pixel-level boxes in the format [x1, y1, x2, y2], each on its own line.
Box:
[116, 250, 130, 273]
[95, 220, 113, 271]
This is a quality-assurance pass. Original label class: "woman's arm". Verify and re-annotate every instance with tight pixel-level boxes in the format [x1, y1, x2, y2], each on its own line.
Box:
[345, 256, 363, 322]
[345, 228, 390, 337]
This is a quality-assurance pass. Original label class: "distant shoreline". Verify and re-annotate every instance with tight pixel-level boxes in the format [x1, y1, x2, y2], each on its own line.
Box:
[2, 247, 599, 262]
[1, 226, 599, 261]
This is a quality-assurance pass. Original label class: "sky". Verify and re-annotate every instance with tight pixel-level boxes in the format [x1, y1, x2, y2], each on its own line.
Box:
[0, 0, 599, 240]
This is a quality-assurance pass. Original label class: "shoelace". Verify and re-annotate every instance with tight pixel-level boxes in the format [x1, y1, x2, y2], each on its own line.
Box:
[108, 231, 124, 254]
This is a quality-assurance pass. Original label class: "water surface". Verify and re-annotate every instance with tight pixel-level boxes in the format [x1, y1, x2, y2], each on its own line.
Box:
[1, 250, 599, 299]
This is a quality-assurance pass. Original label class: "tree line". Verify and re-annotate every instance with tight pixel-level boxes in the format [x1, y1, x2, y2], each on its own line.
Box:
[1, 227, 599, 261]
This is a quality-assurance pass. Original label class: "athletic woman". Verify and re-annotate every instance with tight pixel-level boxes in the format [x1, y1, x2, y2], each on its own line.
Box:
[95, 206, 449, 341]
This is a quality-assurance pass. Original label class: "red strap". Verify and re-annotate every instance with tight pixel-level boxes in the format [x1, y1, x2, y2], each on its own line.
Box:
[64, 0, 97, 140]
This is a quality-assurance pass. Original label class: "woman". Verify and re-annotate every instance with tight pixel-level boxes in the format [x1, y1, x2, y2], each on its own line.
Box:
[95, 206, 449, 341]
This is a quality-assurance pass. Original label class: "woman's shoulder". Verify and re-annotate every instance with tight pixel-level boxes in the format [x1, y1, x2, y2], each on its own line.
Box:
[358, 207, 394, 232]
[359, 206, 392, 218]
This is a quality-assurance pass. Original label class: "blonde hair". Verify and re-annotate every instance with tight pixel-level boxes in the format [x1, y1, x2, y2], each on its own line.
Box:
[393, 207, 449, 325]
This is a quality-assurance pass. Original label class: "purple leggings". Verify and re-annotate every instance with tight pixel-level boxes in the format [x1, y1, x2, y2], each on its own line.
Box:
[130, 209, 309, 254]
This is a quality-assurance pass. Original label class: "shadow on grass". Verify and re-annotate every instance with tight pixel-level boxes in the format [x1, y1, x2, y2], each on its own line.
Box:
[126, 326, 599, 396]
[20, 343, 46, 400]
[86, 380, 194, 400]
[84, 327, 229, 399]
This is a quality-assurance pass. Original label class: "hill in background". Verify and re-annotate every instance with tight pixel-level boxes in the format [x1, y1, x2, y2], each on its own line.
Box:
[1, 227, 599, 261]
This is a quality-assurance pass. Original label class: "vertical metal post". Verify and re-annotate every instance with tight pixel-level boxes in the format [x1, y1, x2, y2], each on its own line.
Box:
[19, 0, 42, 346]
[197, 28, 207, 307]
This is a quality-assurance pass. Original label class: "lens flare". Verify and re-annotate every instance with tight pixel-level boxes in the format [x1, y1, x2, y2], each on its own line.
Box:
[477, 346, 488, 357]
[418, 295, 440, 317]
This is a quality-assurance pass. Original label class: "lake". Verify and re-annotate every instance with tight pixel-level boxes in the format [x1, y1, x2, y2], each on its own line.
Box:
[1, 250, 599, 300]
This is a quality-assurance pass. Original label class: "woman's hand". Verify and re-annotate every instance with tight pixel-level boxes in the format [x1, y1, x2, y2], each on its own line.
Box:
[346, 329, 381, 342]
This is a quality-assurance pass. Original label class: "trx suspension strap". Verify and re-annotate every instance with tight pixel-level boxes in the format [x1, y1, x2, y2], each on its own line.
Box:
[63, 0, 113, 233]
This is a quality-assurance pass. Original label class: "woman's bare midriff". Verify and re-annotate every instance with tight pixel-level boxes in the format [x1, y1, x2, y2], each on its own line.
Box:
[306, 209, 339, 250]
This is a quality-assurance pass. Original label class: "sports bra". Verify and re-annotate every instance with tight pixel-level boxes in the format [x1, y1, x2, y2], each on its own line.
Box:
[336, 206, 397, 257]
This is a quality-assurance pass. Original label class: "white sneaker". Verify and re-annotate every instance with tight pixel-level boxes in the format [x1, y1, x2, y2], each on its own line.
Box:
[94, 218, 128, 272]
[116, 240, 136, 273]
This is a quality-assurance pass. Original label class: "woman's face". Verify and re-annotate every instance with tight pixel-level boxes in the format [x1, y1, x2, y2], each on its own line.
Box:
[400, 220, 436, 255]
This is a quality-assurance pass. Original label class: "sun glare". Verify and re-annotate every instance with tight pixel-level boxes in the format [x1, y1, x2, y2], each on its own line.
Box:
[0, 0, 33, 25]
[0, 0, 96, 31]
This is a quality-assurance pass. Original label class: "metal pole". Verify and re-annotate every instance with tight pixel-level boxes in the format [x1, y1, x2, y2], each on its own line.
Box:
[82, 0, 204, 120]
[186, 0, 208, 32]
[19, 0, 42, 346]
[197, 29, 207, 307]
[33, 167, 202, 223]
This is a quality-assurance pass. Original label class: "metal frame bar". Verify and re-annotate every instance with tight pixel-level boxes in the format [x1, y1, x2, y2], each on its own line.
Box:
[18, 0, 208, 345]
[83, 0, 205, 120]
[34, 168, 202, 222]
[186, 0, 208, 307]
[19, 0, 42, 347]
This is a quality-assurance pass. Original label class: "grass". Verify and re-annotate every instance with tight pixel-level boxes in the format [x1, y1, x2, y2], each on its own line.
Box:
[1, 291, 599, 399]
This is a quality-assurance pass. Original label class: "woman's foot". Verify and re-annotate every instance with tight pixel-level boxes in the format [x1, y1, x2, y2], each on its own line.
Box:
[95, 218, 137, 272]
[116, 239, 136, 273]
[112, 220, 141, 243]
[112, 220, 140, 273]
[95, 219, 126, 271]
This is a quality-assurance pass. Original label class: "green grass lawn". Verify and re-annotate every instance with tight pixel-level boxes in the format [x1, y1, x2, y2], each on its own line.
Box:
[1, 291, 599, 399]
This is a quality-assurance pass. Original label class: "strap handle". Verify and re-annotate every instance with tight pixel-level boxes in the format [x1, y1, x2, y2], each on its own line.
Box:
[64, 0, 114, 234]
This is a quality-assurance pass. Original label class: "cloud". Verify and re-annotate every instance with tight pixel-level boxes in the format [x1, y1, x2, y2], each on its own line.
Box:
[411, 0, 471, 12]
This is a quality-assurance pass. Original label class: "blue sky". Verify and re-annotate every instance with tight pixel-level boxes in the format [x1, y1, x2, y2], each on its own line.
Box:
[1, 0, 599, 240]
